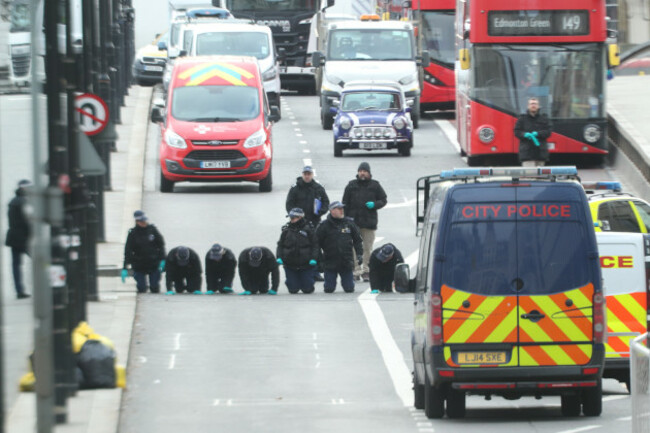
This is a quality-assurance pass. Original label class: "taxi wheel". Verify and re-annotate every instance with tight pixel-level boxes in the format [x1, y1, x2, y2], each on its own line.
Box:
[446, 388, 466, 418]
[322, 113, 334, 130]
[259, 169, 273, 192]
[560, 394, 581, 417]
[424, 373, 444, 419]
[160, 171, 174, 193]
[582, 380, 602, 416]
[413, 369, 425, 410]
[412, 114, 419, 129]
[334, 140, 343, 157]
[398, 142, 411, 156]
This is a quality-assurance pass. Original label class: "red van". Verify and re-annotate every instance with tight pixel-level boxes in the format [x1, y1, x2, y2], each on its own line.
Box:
[151, 55, 279, 192]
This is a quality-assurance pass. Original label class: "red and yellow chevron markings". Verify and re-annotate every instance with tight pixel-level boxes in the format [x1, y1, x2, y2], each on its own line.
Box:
[605, 292, 647, 358]
[179, 62, 255, 86]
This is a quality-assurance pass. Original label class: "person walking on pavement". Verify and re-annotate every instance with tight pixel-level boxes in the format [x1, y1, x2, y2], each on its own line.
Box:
[205, 243, 237, 294]
[238, 247, 280, 295]
[165, 246, 202, 294]
[5, 179, 32, 299]
[316, 201, 363, 293]
[276, 208, 319, 294]
[514, 96, 552, 167]
[369, 243, 404, 294]
[122, 210, 166, 293]
[342, 162, 387, 282]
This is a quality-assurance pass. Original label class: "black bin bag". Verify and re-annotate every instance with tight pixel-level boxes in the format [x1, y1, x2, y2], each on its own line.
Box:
[77, 339, 116, 389]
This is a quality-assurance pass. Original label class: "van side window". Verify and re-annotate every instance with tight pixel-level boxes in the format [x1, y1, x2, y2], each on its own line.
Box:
[608, 201, 640, 232]
[633, 200, 650, 232]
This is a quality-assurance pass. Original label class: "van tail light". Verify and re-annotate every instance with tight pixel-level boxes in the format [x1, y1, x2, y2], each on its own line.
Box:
[430, 294, 443, 346]
[593, 292, 605, 344]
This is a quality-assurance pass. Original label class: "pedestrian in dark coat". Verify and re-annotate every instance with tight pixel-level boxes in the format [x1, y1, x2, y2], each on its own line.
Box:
[285, 165, 330, 227]
[342, 162, 387, 282]
[238, 247, 280, 295]
[316, 201, 363, 293]
[514, 97, 552, 166]
[122, 210, 166, 293]
[5, 179, 32, 299]
[276, 208, 319, 294]
[165, 246, 202, 294]
[369, 243, 404, 293]
[205, 244, 237, 294]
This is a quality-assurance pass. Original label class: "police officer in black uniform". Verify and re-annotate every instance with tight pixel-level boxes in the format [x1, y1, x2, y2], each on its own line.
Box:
[5, 179, 32, 299]
[122, 210, 166, 293]
[276, 208, 319, 294]
[285, 165, 330, 227]
[165, 246, 202, 294]
[238, 247, 280, 295]
[205, 243, 237, 294]
[316, 201, 363, 293]
[369, 243, 405, 294]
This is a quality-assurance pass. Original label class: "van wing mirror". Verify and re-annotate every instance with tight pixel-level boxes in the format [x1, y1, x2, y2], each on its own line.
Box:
[459, 48, 470, 70]
[394, 263, 411, 293]
[179, 50, 188, 57]
[158, 40, 168, 51]
[150, 106, 164, 123]
[269, 106, 281, 123]
[417, 50, 430, 67]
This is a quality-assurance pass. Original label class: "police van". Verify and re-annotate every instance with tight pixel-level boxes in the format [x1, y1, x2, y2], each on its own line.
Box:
[397, 167, 606, 419]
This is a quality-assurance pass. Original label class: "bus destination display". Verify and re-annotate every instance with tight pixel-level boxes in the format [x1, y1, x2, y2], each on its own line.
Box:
[488, 10, 590, 37]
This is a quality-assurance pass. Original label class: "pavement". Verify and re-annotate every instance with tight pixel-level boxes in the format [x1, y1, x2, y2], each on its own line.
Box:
[5, 85, 154, 432]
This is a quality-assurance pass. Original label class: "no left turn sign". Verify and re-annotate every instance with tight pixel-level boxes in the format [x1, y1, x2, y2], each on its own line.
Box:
[75, 93, 109, 136]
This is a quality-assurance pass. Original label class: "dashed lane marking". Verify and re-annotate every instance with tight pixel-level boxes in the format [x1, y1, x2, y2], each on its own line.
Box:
[555, 426, 601, 433]
[168, 354, 176, 370]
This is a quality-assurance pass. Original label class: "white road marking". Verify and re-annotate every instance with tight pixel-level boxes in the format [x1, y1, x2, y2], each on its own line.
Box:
[296, 133, 303, 137]
[289, 116, 296, 120]
[226, 399, 233, 406]
[154, 379, 161, 384]
[138, 356, 147, 363]
[416, 422, 433, 427]
[384, 198, 417, 209]
[602, 395, 628, 402]
[357, 289, 413, 407]
[174, 333, 181, 350]
[616, 416, 632, 421]
[292, 121, 299, 125]
[418, 429, 434, 433]
[313, 332, 317, 340]
[315, 362, 320, 368]
[313, 343, 318, 350]
[303, 158, 312, 167]
[373, 236, 384, 245]
[434, 119, 460, 153]
[168, 354, 176, 370]
[303, 149, 311, 153]
[300, 140, 308, 144]
[555, 426, 601, 433]
[7, 96, 29, 101]
[405, 250, 419, 272]
[315, 353, 320, 360]
[213, 399, 220, 406]
[294, 128, 301, 132]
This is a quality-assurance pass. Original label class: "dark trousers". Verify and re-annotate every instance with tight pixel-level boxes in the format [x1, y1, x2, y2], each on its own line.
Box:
[242, 277, 269, 294]
[206, 273, 235, 293]
[324, 269, 354, 293]
[284, 267, 315, 294]
[170, 274, 202, 293]
[11, 248, 26, 295]
[133, 270, 161, 293]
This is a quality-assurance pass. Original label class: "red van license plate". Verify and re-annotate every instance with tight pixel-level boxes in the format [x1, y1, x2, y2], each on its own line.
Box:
[457, 352, 506, 364]
[201, 161, 230, 169]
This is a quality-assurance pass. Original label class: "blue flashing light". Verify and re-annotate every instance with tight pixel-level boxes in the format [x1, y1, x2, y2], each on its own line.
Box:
[440, 166, 577, 179]
[543, 167, 578, 175]
[595, 181, 622, 192]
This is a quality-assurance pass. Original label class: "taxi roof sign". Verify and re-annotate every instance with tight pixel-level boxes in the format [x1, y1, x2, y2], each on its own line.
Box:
[439, 166, 578, 180]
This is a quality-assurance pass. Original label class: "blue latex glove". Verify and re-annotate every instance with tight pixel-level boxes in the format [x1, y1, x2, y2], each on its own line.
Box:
[276, 258, 283, 265]
[238, 290, 252, 296]
[524, 132, 533, 140]
[531, 135, 541, 147]
[532, 131, 538, 137]
[166, 290, 175, 295]
[309, 259, 317, 266]
[206, 290, 214, 295]
[365, 201, 375, 209]
[159, 260, 165, 272]
[268, 289, 277, 295]
[121, 269, 128, 283]
[370, 289, 379, 294]
[193, 290, 202, 295]
[222, 287, 233, 293]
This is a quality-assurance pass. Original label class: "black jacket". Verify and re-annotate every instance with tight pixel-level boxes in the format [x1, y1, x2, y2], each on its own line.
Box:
[514, 111, 552, 162]
[276, 219, 318, 270]
[342, 176, 387, 230]
[316, 215, 363, 271]
[285, 177, 330, 225]
[123, 224, 166, 272]
[165, 247, 202, 285]
[5, 188, 30, 252]
[205, 248, 237, 287]
[238, 247, 279, 291]
[369, 244, 404, 289]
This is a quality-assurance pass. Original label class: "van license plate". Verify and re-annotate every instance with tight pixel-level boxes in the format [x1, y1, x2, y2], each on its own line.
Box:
[457, 352, 506, 364]
[359, 142, 387, 150]
[201, 161, 230, 169]
[144, 65, 164, 72]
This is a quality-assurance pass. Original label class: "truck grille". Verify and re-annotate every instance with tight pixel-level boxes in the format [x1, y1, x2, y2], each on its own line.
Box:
[11, 54, 30, 77]
[142, 57, 167, 66]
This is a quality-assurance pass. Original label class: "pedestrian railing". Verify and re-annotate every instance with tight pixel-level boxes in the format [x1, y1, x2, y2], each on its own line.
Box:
[631, 332, 650, 433]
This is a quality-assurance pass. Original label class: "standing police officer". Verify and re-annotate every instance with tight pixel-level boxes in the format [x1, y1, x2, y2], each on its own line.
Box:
[276, 208, 319, 294]
[205, 243, 237, 294]
[5, 179, 32, 299]
[369, 243, 404, 294]
[122, 210, 166, 293]
[285, 165, 330, 227]
[238, 247, 280, 295]
[316, 201, 363, 293]
[165, 246, 202, 294]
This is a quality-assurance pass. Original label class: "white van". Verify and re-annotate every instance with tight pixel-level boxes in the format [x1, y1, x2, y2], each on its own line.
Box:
[186, 22, 281, 117]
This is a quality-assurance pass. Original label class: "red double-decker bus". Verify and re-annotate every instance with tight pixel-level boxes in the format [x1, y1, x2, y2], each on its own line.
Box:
[456, 0, 619, 165]
[413, 0, 456, 112]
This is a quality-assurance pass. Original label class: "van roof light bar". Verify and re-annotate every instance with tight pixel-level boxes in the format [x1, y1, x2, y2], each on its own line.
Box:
[581, 181, 622, 192]
[439, 166, 578, 180]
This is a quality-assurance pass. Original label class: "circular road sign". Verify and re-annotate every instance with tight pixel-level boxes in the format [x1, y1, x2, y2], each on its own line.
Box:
[75, 93, 109, 136]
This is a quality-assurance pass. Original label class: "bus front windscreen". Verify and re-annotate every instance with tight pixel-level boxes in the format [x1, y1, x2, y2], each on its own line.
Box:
[471, 44, 603, 119]
[228, 0, 316, 12]
[328, 29, 414, 61]
[10, 1, 30, 33]
[421, 11, 455, 67]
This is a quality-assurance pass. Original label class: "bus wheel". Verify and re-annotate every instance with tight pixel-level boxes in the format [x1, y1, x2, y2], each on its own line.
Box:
[582, 380, 602, 416]
[424, 373, 444, 419]
[561, 394, 581, 417]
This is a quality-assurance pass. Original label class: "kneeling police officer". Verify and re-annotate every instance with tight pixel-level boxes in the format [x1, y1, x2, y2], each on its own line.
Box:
[369, 243, 404, 294]
[238, 247, 280, 295]
[205, 244, 237, 294]
[165, 246, 202, 294]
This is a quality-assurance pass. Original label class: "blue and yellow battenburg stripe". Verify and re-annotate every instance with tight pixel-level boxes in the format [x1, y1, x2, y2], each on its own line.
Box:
[178, 62, 254, 86]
